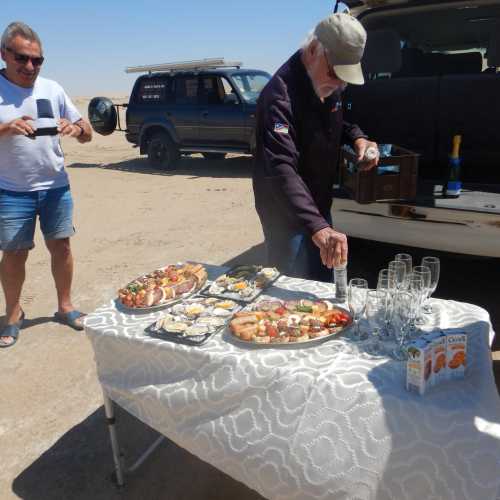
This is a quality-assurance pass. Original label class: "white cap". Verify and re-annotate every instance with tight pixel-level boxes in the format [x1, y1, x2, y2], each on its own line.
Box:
[314, 13, 367, 85]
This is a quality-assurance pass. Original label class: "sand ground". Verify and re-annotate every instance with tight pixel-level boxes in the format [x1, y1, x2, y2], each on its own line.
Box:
[1, 97, 498, 500]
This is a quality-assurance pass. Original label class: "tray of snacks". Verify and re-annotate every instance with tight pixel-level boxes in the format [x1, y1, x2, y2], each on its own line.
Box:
[117, 262, 208, 311]
[145, 297, 240, 345]
[201, 265, 280, 303]
[228, 298, 352, 347]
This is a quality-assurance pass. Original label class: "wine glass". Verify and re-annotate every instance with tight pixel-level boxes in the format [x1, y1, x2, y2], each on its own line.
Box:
[421, 256, 440, 313]
[407, 272, 426, 334]
[348, 278, 368, 341]
[395, 253, 412, 288]
[377, 268, 396, 292]
[388, 260, 407, 291]
[391, 291, 413, 360]
[365, 290, 387, 356]
[412, 266, 431, 326]
[377, 269, 395, 338]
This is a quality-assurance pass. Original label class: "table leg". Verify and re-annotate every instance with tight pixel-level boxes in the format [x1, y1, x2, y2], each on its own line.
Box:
[102, 389, 125, 487]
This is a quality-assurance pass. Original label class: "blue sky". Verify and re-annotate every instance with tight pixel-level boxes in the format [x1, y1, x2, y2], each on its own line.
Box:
[1, 1, 348, 97]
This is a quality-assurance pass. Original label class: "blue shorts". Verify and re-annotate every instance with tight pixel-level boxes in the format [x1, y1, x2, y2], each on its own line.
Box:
[0, 185, 75, 251]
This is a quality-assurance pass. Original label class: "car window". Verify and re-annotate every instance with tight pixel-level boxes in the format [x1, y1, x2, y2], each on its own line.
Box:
[137, 77, 173, 104]
[199, 76, 241, 105]
[199, 76, 222, 105]
[231, 73, 270, 104]
[174, 76, 199, 105]
[219, 77, 240, 105]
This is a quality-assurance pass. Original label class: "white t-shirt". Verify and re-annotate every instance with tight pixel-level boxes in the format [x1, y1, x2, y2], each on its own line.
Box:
[0, 74, 81, 192]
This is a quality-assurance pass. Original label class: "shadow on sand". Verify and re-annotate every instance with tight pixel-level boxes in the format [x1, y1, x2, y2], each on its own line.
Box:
[12, 405, 264, 500]
[68, 154, 253, 180]
[10, 240, 499, 499]
[11, 251, 271, 500]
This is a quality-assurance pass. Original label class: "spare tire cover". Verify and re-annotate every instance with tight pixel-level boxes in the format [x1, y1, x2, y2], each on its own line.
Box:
[88, 97, 117, 135]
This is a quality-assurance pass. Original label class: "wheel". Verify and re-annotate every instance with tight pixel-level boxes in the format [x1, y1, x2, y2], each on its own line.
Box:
[202, 152, 226, 161]
[147, 132, 179, 170]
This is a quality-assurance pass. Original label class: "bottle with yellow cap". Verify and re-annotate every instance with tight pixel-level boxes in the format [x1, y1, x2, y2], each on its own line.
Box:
[444, 135, 462, 198]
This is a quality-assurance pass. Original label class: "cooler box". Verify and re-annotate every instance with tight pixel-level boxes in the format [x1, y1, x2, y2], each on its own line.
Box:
[340, 144, 419, 204]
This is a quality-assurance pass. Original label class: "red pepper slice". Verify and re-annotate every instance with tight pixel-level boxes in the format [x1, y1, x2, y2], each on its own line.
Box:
[266, 324, 278, 338]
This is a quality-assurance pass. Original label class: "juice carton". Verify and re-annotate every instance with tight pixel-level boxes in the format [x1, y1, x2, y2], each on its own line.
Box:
[406, 339, 433, 396]
[422, 330, 448, 387]
[445, 330, 467, 380]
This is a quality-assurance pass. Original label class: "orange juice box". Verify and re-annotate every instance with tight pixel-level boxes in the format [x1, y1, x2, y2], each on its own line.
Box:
[422, 331, 448, 387]
[445, 330, 467, 380]
[406, 339, 433, 396]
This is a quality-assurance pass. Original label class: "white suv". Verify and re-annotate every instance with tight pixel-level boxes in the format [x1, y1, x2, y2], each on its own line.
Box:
[332, 0, 500, 258]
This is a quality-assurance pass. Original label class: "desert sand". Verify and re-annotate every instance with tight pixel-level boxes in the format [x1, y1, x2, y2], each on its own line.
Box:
[0, 97, 266, 500]
[1, 97, 498, 500]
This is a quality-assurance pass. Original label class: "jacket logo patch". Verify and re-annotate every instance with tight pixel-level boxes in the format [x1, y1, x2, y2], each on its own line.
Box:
[274, 123, 289, 134]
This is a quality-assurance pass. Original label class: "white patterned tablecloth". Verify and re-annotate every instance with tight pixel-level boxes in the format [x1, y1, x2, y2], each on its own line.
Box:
[85, 272, 500, 500]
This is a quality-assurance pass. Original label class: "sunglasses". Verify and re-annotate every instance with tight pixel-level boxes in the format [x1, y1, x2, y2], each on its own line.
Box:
[5, 47, 44, 67]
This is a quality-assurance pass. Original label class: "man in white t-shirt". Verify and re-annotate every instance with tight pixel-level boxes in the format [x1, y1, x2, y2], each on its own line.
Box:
[0, 22, 92, 348]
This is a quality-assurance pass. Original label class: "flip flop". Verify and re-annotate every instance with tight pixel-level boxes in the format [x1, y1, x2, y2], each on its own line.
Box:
[0, 310, 25, 349]
[54, 310, 86, 331]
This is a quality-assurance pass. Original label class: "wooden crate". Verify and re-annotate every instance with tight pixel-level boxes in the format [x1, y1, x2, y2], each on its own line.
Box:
[340, 145, 419, 204]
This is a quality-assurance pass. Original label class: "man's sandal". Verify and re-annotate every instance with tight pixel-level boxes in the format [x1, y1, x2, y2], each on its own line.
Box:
[54, 310, 86, 331]
[0, 311, 25, 349]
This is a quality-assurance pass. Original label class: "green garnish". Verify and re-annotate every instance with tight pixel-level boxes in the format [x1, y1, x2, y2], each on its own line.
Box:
[296, 305, 313, 313]
[127, 283, 140, 293]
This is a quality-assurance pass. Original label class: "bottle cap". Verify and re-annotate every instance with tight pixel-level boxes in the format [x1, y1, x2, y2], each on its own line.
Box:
[363, 146, 379, 162]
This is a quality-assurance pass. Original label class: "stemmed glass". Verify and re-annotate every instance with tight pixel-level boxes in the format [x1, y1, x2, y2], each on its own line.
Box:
[412, 266, 431, 325]
[395, 253, 412, 289]
[348, 278, 368, 341]
[377, 269, 396, 292]
[365, 290, 387, 356]
[421, 256, 440, 313]
[407, 272, 426, 334]
[377, 269, 396, 338]
[388, 260, 407, 292]
[391, 291, 414, 360]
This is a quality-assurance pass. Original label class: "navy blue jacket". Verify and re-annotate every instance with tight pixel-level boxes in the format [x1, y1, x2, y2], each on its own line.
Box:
[253, 51, 367, 235]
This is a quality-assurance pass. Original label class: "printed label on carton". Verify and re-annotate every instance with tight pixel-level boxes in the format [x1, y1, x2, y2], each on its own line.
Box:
[406, 339, 432, 396]
[422, 331, 447, 387]
[445, 330, 467, 380]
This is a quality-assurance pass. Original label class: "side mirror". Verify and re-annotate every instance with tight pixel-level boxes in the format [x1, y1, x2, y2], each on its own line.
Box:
[224, 93, 239, 105]
[88, 97, 118, 135]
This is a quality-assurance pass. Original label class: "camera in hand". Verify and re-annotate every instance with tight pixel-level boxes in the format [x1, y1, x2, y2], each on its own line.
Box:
[27, 99, 59, 138]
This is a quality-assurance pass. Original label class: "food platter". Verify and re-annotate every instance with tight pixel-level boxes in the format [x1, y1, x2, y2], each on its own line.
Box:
[117, 262, 208, 312]
[201, 265, 280, 303]
[145, 296, 240, 345]
[228, 299, 353, 348]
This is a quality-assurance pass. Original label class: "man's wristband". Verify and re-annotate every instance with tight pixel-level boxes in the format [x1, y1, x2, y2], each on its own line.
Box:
[75, 123, 84, 137]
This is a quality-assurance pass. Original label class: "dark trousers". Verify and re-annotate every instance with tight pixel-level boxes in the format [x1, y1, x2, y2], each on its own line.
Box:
[260, 215, 333, 283]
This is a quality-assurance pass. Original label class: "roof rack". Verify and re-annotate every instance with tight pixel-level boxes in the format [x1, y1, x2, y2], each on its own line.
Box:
[125, 58, 243, 74]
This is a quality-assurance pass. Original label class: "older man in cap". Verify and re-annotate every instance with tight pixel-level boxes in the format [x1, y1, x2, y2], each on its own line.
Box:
[253, 13, 378, 282]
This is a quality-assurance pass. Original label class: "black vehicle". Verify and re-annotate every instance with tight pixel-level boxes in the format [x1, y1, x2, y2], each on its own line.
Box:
[88, 59, 271, 169]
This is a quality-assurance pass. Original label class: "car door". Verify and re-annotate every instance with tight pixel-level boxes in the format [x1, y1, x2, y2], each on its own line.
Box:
[169, 75, 200, 145]
[198, 75, 247, 148]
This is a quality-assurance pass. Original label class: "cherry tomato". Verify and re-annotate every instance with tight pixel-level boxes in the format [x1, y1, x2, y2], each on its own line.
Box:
[275, 307, 286, 316]
[266, 324, 278, 338]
